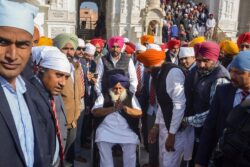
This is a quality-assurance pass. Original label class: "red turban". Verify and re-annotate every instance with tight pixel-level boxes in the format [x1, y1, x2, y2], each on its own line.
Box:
[167, 39, 181, 50]
[90, 38, 104, 48]
[160, 43, 168, 51]
[194, 41, 220, 62]
[126, 42, 136, 50]
[237, 32, 250, 48]
[125, 45, 134, 54]
[137, 49, 166, 67]
[108, 36, 124, 50]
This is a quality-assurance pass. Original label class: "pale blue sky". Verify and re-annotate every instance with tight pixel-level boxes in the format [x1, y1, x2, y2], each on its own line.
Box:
[80, 2, 98, 12]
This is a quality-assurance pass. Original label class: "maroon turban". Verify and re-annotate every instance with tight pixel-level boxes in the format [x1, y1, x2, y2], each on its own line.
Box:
[237, 32, 250, 48]
[194, 41, 220, 62]
[167, 39, 181, 50]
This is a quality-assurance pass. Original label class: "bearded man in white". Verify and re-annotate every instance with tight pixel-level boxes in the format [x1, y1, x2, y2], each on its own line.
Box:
[92, 73, 142, 167]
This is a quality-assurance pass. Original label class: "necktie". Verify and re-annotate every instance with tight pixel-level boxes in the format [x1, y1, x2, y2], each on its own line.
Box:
[241, 91, 249, 103]
[50, 98, 64, 166]
[149, 79, 156, 105]
[78, 62, 85, 98]
[136, 63, 142, 95]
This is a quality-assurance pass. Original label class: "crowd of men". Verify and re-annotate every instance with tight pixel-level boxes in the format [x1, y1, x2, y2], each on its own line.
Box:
[1, 1, 250, 167]
[160, 0, 216, 42]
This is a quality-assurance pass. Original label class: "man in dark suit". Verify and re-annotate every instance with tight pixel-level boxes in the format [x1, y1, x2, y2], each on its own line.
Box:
[195, 51, 250, 167]
[0, 1, 49, 167]
[30, 46, 71, 166]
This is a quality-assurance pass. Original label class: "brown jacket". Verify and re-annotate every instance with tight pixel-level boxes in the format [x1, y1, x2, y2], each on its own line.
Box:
[61, 63, 84, 128]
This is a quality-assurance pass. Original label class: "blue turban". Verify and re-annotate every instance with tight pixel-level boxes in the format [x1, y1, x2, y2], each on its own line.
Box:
[109, 74, 130, 89]
[0, 0, 38, 35]
[231, 51, 250, 72]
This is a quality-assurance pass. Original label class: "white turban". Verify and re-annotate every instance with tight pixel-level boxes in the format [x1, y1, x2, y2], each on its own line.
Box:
[32, 46, 71, 74]
[124, 37, 130, 43]
[0, 0, 38, 35]
[179, 47, 195, 59]
[135, 43, 146, 52]
[84, 43, 96, 56]
[78, 38, 85, 47]
[147, 44, 162, 51]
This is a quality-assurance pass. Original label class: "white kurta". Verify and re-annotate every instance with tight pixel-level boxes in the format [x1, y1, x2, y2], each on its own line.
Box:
[154, 67, 186, 167]
[92, 94, 141, 144]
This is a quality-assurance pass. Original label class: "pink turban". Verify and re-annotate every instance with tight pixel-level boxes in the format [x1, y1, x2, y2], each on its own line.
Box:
[108, 36, 124, 50]
[194, 41, 220, 62]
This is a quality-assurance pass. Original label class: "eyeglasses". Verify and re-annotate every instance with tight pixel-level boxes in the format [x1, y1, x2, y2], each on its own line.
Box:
[77, 47, 85, 51]
[240, 44, 250, 49]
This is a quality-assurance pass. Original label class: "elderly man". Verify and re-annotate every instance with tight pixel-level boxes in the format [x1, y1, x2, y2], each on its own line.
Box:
[53, 33, 84, 166]
[95, 36, 138, 96]
[92, 73, 142, 167]
[0, 1, 50, 166]
[179, 47, 196, 71]
[30, 46, 70, 167]
[195, 51, 250, 167]
[138, 48, 187, 167]
[166, 39, 181, 65]
[183, 41, 230, 165]
[237, 32, 250, 51]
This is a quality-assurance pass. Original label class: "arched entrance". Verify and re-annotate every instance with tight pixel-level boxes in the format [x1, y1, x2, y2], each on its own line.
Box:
[77, 0, 107, 40]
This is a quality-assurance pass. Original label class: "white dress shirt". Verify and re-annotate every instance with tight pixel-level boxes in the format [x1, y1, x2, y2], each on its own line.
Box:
[206, 18, 216, 28]
[92, 94, 141, 144]
[155, 68, 186, 134]
[233, 88, 250, 107]
[95, 54, 138, 96]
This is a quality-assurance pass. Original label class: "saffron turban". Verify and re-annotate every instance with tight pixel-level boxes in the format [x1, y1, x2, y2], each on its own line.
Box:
[135, 43, 147, 52]
[167, 39, 181, 50]
[90, 38, 104, 48]
[237, 32, 250, 48]
[32, 46, 71, 74]
[194, 41, 220, 62]
[147, 44, 162, 51]
[140, 35, 154, 44]
[53, 33, 78, 50]
[137, 49, 166, 67]
[108, 36, 124, 50]
[179, 47, 195, 58]
[125, 45, 134, 54]
[109, 73, 130, 89]
[231, 51, 250, 72]
[78, 38, 85, 47]
[189, 36, 205, 47]
[37, 36, 53, 46]
[0, 0, 38, 35]
[219, 40, 239, 56]
[84, 43, 96, 56]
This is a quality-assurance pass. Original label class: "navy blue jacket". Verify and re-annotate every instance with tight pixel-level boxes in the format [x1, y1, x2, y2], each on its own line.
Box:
[0, 79, 49, 167]
[195, 83, 237, 166]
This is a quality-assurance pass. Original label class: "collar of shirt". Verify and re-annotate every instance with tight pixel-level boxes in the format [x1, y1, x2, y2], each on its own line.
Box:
[110, 53, 121, 65]
[0, 75, 26, 94]
[236, 88, 250, 94]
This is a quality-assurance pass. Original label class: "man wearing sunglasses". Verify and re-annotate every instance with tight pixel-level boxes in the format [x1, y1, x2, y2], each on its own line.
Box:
[237, 32, 250, 51]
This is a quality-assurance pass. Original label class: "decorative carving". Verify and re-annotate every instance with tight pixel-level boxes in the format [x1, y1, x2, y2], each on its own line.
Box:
[51, 27, 66, 38]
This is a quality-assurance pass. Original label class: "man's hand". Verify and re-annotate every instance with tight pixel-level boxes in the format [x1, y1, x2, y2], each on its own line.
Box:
[114, 98, 124, 110]
[148, 125, 159, 144]
[165, 133, 175, 152]
[90, 77, 97, 85]
[87, 71, 93, 81]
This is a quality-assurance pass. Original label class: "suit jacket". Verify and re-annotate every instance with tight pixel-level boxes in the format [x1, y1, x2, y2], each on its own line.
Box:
[0, 79, 49, 167]
[61, 62, 83, 128]
[195, 83, 237, 166]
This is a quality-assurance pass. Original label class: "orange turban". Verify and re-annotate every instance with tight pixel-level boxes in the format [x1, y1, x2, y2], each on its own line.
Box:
[137, 49, 166, 67]
[141, 35, 154, 45]
[167, 39, 181, 50]
[37, 36, 53, 46]
[90, 38, 104, 48]
[189, 36, 205, 47]
[237, 32, 250, 48]
[219, 40, 239, 56]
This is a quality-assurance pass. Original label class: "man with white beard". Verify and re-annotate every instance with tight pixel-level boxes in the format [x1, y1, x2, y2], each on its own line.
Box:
[92, 73, 142, 167]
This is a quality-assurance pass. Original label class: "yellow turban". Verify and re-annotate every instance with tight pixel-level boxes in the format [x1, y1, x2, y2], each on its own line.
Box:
[141, 35, 154, 45]
[137, 49, 165, 67]
[37, 36, 53, 46]
[219, 40, 239, 56]
[189, 36, 205, 47]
